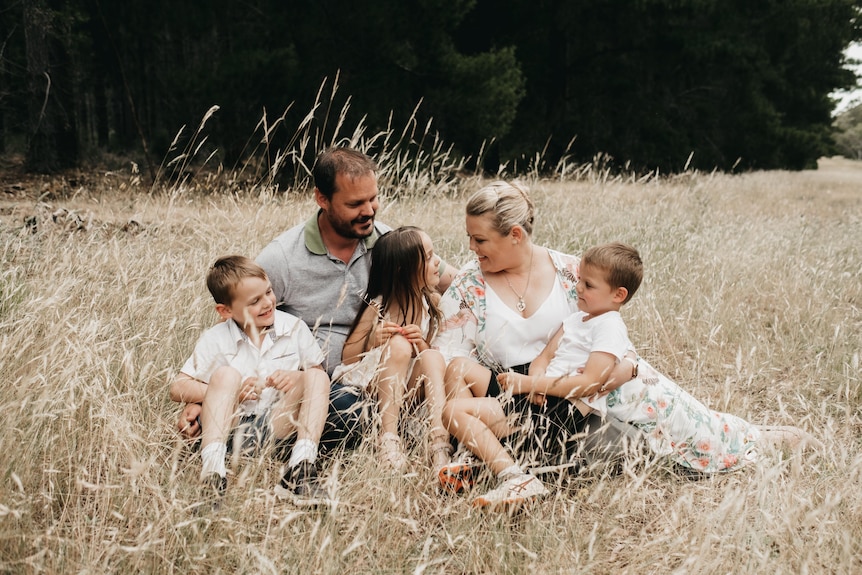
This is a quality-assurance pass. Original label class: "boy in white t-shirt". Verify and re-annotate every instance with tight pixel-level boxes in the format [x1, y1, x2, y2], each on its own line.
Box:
[170, 256, 331, 506]
[500, 242, 814, 476]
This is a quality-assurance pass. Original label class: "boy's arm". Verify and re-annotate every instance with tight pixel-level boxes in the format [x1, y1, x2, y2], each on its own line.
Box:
[501, 351, 617, 400]
[528, 325, 564, 377]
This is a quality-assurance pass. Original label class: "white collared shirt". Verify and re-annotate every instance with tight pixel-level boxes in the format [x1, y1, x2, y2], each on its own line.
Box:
[180, 310, 325, 414]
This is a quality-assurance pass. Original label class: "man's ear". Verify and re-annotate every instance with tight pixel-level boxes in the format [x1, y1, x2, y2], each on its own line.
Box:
[215, 303, 233, 321]
[314, 188, 329, 210]
[613, 287, 629, 303]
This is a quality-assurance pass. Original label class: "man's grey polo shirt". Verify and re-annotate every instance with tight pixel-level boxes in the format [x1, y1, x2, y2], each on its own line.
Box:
[257, 212, 391, 375]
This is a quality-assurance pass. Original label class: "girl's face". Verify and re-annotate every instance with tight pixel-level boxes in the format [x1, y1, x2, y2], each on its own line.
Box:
[465, 213, 514, 273]
[419, 231, 441, 289]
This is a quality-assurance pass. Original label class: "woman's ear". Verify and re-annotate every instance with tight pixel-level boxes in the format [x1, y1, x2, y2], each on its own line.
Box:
[510, 225, 524, 244]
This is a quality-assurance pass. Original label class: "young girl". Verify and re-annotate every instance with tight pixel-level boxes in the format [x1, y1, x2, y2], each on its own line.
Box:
[337, 226, 451, 472]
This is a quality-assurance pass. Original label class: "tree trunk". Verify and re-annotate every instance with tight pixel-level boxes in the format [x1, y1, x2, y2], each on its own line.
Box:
[23, 0, 78, 173]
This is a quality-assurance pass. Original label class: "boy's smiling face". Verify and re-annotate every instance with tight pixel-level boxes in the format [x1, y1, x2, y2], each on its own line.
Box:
[216, 276, 277, 335]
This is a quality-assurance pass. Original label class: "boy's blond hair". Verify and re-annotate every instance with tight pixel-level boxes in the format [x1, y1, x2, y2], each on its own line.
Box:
[206, 255, 268, 305]
[581, 242, 643, 304]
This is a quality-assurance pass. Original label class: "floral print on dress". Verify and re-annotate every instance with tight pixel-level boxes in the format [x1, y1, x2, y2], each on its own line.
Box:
[606, 358, 760, 473]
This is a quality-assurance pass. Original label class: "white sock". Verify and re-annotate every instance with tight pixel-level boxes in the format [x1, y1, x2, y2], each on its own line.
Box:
[498, 464, 524, 480]
[288, 438, 318, 468]
[200, 442, 227, 480]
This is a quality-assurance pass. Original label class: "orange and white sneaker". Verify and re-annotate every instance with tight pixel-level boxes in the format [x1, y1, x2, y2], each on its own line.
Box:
[472, 473, 548, 509]
[438, 462, 476, 494]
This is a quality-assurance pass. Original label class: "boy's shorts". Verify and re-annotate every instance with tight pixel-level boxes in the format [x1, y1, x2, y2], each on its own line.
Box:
[227, 411, 296, 461]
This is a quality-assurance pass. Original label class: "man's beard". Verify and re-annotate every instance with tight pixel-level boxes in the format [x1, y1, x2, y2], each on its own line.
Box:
[328, 213, 374, 239]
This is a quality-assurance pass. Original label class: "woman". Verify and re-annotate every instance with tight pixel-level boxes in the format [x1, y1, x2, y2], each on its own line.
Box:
[434, 181, 640, 502]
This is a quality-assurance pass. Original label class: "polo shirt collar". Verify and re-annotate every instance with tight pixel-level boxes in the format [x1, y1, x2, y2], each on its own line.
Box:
[303, 210, 382, 255]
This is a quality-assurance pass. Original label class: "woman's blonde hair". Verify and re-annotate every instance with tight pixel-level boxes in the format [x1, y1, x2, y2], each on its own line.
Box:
[465, 180, 535, 236]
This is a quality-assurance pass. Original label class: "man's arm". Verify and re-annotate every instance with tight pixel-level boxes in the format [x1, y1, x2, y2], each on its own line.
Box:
[171, 372, 208, 439]
[436, 259, 455, 293]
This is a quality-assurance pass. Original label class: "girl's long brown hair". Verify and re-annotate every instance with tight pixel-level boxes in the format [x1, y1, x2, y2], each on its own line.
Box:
[349, 226, 442, 351]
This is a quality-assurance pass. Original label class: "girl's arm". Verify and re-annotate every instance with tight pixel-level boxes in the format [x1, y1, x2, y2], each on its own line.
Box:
[342, 305, 378, 364]
[500, 350, 617, 400]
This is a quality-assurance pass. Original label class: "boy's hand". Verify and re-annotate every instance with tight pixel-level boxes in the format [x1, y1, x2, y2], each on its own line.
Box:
[266, 370, 302, 392]
[498, 372, 529, 395]
[239, 376, 260, 402]
[178, 403, 202, 439]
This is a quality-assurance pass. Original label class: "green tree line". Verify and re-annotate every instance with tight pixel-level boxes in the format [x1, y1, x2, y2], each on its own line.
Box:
[2, 0, 860, 175]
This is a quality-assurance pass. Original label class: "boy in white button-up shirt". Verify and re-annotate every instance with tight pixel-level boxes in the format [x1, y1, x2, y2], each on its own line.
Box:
[170, 256, 331, 506]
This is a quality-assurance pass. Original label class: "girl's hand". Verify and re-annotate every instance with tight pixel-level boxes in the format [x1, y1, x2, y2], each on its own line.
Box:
[266, 370, 301, 392]
[239, 376, 260, 402]
[374, 321, 403, 347]
[399, 323, 428, 351]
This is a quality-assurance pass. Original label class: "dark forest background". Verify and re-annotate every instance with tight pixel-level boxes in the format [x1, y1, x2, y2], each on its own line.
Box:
[2, 0, 861, 177]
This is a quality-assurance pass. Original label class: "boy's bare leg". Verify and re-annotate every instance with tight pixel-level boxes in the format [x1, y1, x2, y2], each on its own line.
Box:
[198, 366, 243, 487]
[271, 369, 331, 501]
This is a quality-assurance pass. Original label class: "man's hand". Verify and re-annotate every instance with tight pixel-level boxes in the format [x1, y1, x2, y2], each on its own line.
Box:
[178, 402, 202, 439]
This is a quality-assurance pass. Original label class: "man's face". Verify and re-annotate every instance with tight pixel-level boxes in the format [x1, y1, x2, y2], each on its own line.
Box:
[317, 172, 379, 239]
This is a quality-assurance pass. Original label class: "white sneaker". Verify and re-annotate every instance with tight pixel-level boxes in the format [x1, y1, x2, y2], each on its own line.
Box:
[472, 473, 548, 509]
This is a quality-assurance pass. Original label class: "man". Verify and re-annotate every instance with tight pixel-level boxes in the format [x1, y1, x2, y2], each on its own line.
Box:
[177, 146, 453, 453]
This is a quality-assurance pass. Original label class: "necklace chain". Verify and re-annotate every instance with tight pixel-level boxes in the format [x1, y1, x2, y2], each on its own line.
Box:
[504, 247, 534, 315]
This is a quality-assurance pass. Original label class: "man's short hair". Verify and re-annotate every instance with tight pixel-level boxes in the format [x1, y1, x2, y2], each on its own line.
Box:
[206, 255, 268, 305]
[312, 147, 378, 199]
[581, 242, 643, 304]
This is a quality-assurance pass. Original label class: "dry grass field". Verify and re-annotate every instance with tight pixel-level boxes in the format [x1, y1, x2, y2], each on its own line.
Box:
[0, 154, 860, 574]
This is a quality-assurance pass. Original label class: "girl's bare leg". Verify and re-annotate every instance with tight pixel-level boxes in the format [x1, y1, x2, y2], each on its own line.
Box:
[444, 357, 493, 400]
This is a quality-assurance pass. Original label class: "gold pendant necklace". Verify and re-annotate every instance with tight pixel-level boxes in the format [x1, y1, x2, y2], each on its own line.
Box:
[504, 247, 534, 315]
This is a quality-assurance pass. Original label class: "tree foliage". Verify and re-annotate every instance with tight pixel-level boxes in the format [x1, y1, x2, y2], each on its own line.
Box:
[1, 0, 860, 174]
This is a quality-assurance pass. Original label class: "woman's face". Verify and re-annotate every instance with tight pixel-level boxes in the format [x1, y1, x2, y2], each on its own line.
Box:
[466, 213, 515, 273]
